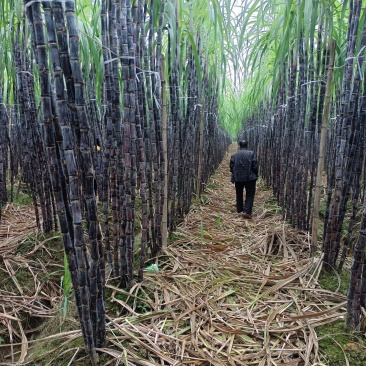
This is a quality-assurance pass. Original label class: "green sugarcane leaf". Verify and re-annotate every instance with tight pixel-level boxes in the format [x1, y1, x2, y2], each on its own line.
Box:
[63, 251, 72, 297]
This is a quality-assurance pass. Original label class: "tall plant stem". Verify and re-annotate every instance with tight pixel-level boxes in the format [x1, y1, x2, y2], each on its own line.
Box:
[161, 53, 168, 250]
[311, 40, 335, 255]
[196, 99, 204, 198]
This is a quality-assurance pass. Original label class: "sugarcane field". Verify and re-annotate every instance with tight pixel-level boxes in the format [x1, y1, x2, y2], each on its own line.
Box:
[2, 0, 366, 365]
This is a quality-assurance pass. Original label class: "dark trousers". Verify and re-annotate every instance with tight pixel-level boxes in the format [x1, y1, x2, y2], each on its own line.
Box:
[235, 180, 256, 214]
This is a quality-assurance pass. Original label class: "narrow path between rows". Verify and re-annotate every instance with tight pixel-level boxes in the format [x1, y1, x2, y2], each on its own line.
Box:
[102, 146, 346, 365]
[0, 146, 347, 365]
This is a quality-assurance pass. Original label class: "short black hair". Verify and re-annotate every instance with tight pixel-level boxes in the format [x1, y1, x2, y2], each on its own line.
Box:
[239, 140, 248, 148]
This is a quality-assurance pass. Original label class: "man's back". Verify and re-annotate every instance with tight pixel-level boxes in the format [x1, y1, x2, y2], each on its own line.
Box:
[230, 148, 258, 182]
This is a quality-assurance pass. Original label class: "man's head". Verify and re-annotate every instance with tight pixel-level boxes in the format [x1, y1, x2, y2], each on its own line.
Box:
[239, 140, 248, 149]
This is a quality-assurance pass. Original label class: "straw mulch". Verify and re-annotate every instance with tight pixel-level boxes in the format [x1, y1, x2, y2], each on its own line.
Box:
[101, 147, 345, 365]
[0, 147, 346, 365]
[0, 204, 63, 364]
[100, 147, 345, 366]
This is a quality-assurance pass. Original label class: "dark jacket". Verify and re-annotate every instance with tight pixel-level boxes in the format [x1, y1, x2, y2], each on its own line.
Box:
[230, 148, 258, 182]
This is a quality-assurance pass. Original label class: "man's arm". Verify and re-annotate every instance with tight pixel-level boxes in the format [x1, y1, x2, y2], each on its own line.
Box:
[230, 155, 234, 173]
[251, 153, 258, 175]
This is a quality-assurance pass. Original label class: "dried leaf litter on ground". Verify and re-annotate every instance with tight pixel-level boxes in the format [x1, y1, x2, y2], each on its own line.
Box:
[0, 146, 346, 365]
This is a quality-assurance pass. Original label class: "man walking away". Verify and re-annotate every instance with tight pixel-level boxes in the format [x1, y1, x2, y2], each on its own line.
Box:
[230, 141, 258, 219]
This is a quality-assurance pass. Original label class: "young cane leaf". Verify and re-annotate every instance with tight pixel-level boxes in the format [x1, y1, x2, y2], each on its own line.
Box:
[60, 252, 72, 319]
[63, 251, 72, 297]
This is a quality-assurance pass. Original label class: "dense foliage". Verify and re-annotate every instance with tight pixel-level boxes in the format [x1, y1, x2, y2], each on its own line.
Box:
[236, 0, 366, 332]
[0, 0, 233, 362]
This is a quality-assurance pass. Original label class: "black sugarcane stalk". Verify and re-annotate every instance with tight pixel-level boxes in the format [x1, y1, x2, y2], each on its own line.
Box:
[324, 0, 363, 268]
[135, 0, 149, 281]
[143, 0, 156, 255]
[109, 0, 122, 280]
[126, 0, 138, 284]
[64, 0, 106, 347]
[0, 93, 8, 219]
[24, 1, 98, 362]
[100, 0, 113, 274]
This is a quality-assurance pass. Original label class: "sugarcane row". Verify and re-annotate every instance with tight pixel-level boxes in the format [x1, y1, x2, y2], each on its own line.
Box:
[237, 0, 366, 335]
[0, 0, 230, 363]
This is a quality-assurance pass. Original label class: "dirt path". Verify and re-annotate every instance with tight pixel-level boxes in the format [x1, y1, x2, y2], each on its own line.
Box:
[101, 146, 346, 365]
[0, 147, 347, 365]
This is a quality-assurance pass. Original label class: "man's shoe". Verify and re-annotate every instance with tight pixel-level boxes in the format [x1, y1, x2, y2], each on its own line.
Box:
[243, 212, 253, 219]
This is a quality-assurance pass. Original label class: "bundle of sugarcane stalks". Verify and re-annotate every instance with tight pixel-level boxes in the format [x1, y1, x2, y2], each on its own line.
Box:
[1, 146, 356, 365]
[0, 0, 230, 363]
[237, 0, 366, 333]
